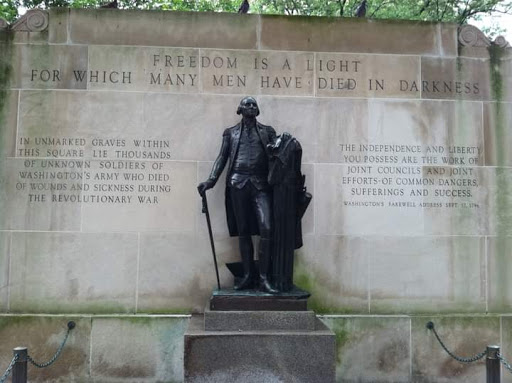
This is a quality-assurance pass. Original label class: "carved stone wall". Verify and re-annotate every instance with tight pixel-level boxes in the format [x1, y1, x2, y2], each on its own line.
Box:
[0, 11, 511, 382]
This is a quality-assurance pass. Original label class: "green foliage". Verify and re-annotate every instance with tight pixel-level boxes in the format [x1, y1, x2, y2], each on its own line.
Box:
[373, 0, 511, 25]
[1, 0, 510, 35]
[252, 0, 512, 24]
[75, 0, 240, 11]
[1, 0, 19, 21]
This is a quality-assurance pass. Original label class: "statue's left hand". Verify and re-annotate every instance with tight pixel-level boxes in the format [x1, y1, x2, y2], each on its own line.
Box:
[281, 132, 292, 141]
[268, 132, 292, 152]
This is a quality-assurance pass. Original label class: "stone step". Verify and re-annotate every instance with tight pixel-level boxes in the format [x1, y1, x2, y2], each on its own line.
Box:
[204, 306, 316, 331]
[184, 315, 336, 383]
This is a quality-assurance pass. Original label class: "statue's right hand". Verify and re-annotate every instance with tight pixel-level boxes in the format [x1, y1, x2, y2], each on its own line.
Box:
[197, 180, 214, 196]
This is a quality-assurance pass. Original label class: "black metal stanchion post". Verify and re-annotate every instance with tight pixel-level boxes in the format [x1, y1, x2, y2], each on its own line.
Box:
[487, 345, 500, 383]
[12, 347, 27, 383]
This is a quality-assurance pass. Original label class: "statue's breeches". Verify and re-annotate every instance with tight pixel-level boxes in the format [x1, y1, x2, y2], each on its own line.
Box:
[229, 183, 272, 240]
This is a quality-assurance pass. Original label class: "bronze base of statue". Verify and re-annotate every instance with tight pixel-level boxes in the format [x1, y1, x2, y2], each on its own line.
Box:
[210, 286, 310, 311]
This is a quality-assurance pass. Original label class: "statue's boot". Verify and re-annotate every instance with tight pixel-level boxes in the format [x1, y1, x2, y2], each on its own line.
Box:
[234, 236, 254, 290]
[258, 238, 278, 294]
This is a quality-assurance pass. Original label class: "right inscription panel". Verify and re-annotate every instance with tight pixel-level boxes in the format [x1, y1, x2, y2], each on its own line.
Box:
[314, 99, 487, 236]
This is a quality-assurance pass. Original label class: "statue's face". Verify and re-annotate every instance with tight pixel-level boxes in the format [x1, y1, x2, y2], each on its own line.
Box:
[239, 97, 259, 117]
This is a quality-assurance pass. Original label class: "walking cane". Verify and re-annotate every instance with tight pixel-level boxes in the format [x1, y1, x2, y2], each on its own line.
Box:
[201, 192, 221, 290]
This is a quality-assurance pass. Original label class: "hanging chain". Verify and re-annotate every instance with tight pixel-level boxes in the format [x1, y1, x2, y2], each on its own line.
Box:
[426, 321, 487, 363]
[0, 354, 19, 383]
[27, 321, 75, 368]
[498, 352, 512, 374]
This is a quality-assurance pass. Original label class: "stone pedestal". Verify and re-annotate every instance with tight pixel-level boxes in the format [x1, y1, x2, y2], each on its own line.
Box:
[184, 291, 336, 383]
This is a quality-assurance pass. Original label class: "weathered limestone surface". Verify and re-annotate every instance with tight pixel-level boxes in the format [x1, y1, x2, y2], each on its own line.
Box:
[259, 16, 458, 55]
[295, 235, 486, 314]
[411, 316, 500, 383]
[484, 102, 512, 166]
[137, 232, 221, 313]
[90, 316, 187, 382]
[9, 45, 88, 90]
[0, 90, 17, 158]
[0, 8, 512, 382]
[501, 316, 512, 383]
[322, 316, 411, 383]
[0, 314, 508, 382]
[0, 316, 92, 382]
[0, 315, 187, 383]
[0, 232, 8, 311]
[68, 10, 259, 49]
[1, 6, 511, 315]
[9, 232, 138, 313]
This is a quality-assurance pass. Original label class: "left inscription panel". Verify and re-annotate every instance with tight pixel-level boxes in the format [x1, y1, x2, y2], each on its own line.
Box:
[9, 90, 205, 232]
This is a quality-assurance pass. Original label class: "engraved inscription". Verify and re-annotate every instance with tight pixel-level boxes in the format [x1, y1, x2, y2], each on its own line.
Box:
[15, 136, 173, 205]
[22, 46, 484, 100]
[339, 143, 482, 209]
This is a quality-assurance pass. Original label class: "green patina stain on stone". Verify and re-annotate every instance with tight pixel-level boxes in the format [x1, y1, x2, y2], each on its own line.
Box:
[0, 315, 88, 332]
[0, 31, 14, 232]
[488, 45, 505, 166]
[455, 56, 463, 73]
[320, 318, 351, 365]
[492, 203, 509, 310]
[294, 266, 336, 314]
[112, 316, 188, 326]
[487, 44, 509, 311]
[0, 316, 38, 332]
[0, 31, 14, 145]
[0, 30, 13, 92]
[136, 307, 193, 315]
[10, 300, 129, 314]
[492, 103, 506, 168]
[294, 262, 361, 314]
[332, 327, 349, 364]
[488, 45, 504, 102]
[450, 98, 475, 232]
[20, 46, 55, 139]
[0, 234, 6, 309]
[117, 316, 158, 325]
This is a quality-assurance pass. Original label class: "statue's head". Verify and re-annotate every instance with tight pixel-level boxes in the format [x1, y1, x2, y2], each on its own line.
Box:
[237, 96, 260, 118]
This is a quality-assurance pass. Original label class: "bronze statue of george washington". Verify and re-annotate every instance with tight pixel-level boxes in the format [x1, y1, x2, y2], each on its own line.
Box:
[197, 96, 278, 294]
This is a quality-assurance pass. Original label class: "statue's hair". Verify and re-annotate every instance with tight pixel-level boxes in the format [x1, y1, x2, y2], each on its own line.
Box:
[237, 97, 260, 116]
